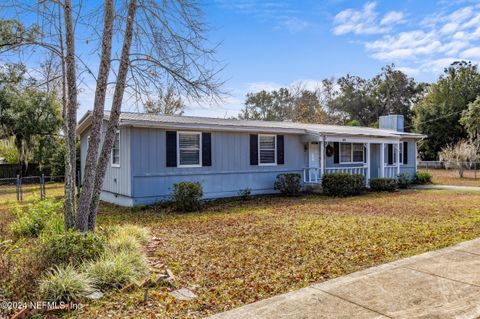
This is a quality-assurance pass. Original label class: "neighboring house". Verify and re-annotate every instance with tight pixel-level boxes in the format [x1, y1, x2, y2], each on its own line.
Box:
[78, 112, 425, 207]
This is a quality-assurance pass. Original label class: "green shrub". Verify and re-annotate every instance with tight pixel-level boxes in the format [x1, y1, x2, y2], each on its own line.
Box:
[414, 171, 432, 184]
[38, 265, 93, 302]
[113, 225, 150, 245]
[274, 173, 302, 196]
[171, 182, 203, 212]
[9, 199, 62, 238]
[397, 173, 411, 189]
[108, 232, 140, 253]
[36, 229, 106, 268]
[86, 251, 148, 290]
[322, 173, 365, 197]
[238, 188, 252, 200]
[370, 178, 398, 192]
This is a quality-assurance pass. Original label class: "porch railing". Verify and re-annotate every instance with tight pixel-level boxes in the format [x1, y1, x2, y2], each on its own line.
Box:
[383, 166, 398, 178]
[303, 167, 321, 183]
[303, 166, 368, 184]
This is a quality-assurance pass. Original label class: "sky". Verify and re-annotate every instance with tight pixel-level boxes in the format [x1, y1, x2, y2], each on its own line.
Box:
[168, 0, 480, 118]
[20, 0, 480, 119]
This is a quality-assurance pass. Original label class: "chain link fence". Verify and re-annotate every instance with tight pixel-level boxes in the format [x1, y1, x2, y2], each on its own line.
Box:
[418, 161, 480, 179]
[0, 175, 65, 202]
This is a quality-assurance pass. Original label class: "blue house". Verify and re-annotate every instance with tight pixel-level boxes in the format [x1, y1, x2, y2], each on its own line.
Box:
[78, 112, 425, 206]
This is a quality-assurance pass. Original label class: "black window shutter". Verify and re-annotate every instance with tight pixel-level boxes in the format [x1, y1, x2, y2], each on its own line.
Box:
[250, 134, 258, 165]
[364, 146, 367, 163]
[166, 131, 177, 167]
[277, 135, 284, 164]
[202, 132, 212, 166]
[403, 141, 408, 165]
[387, 144, 393, 165]
[333, 142, 340, 164]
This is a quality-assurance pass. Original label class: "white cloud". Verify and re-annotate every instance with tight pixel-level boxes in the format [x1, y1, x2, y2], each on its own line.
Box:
[395, 66, 419, 76]
[461, 47, 480, 58]
[440, 22, 459, 34]
[333, 2, 480, 78]
[380, 11, 404, 26]
[247, 81, 284, 92]
[333, 2, 405, 35]
[279, 17, 310, 33]
[215, 0, 309, 32]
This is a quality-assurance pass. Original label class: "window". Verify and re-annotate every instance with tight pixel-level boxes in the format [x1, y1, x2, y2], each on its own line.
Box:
[393, 143, 404, 165]
[340, 143, 364, 163]
[111, 131, 120, 167]
[178, 132, 201, 167]
[340, 143, 351, 163]
[259, 134, 276, 165]
[398, 142, 403, 164]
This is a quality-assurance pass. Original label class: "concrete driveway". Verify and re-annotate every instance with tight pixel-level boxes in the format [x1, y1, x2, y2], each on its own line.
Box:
[208, 238, 480, 319]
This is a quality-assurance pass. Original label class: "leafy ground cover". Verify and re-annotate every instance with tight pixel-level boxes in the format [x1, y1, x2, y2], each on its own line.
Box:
[71, 189, 480, 318]
[419, 168, 480, 187]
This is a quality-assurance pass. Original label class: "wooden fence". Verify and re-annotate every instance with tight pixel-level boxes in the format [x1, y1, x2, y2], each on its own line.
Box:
[0, 164, 47, 179]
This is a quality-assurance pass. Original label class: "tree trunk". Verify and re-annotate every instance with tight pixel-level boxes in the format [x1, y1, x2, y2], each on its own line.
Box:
[63, 0, 78, 229]
[57, 0, 70, 226]
[76, 0, 115, 232]
[87, 0, 137, 231]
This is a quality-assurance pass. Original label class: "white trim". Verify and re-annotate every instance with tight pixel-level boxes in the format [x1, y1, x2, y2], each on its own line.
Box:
[365, 142, 371, 186]
[396, 142, 401, 175]
[111, 131, 120, 167]
[258, 134, 277, 166]
[399, 141, 404, 165]
[123, 121, 305, 134]
[320, 139, 325, 176]
[177, 131, 202, 168]
[325, 136, 402, 144]
[339, 142, 365, 164]
[380, 143, 385, 178]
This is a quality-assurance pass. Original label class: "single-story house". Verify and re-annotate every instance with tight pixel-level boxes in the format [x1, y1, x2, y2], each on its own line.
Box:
[78, 112, 425, 207]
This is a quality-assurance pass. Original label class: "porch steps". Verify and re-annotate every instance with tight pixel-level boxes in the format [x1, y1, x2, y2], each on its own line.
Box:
[304, 183, 323, 194]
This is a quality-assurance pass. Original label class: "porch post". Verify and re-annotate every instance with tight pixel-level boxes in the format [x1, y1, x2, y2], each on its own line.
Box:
[396, 141, 401, 176]
[380, 143, 385, 178]
[365, 143, 371, 186]
[320, 137, 325, 177]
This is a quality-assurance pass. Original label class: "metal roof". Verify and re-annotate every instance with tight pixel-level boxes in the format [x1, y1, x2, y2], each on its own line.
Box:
[77, 111, 426, 139]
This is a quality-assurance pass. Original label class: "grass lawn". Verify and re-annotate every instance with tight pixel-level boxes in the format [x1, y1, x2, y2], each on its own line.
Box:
[71, 189, 480, 318]
[419, 168, 480, 187]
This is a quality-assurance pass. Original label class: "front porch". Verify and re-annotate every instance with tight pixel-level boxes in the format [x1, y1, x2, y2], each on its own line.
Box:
[302, 135, 403, 185]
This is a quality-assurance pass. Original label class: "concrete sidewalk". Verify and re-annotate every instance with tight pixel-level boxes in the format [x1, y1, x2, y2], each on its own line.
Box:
[413, 184, 480, 191]
[208, 238, 480, 319]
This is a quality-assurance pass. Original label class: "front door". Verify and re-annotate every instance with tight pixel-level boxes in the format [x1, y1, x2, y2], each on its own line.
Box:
[309, 142, 320, 168]
[308, 142, 320, 182]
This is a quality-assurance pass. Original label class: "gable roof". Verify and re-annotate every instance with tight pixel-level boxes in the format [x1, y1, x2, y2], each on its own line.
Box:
[77, 111, 426, 139]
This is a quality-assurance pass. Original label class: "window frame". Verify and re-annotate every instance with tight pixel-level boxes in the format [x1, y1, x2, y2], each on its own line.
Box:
[384, 143, 404, 166]
[111, 131, 120, 167]
[400, 142, 404, 165]
[258, 134, 277, 166]
[177, 131, 202, 168]
[339, 142, 364, 164]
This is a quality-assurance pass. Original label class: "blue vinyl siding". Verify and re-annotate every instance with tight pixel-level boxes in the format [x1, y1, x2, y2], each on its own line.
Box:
[130, 128, 307, 204]
[79, 125, 132, 197]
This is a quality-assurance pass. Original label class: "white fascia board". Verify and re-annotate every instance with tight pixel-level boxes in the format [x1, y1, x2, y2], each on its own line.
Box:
[324, 135, 400, 144]
[120, 120, 307, 134]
